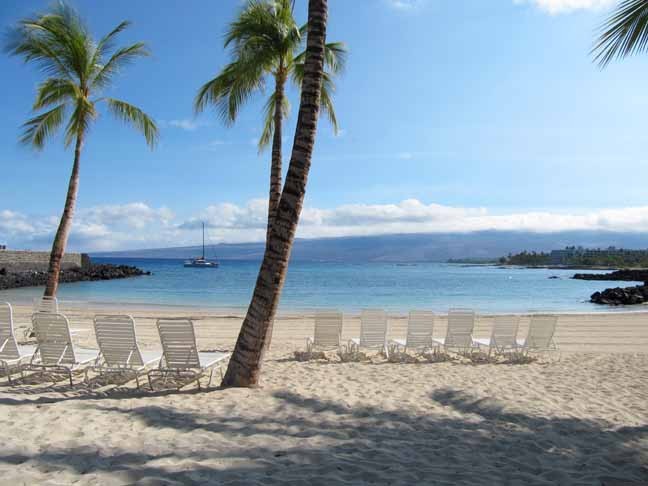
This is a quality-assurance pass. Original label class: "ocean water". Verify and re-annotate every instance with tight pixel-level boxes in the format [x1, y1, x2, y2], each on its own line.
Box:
[0, 258, 638, 313]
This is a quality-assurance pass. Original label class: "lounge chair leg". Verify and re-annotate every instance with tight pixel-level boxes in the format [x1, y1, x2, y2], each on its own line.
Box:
[135, 374, 141, 390]
[147, 371, 154, 391]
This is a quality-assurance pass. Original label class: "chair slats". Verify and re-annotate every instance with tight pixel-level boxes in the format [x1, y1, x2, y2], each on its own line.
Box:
[94, 315, 144, 367]
[157, 319, 201, 369]
[0, 303, 19, 360]
[313, 311, 342, 348]
[32, 313, 76, 365]
[444, 308, 475, 348]
[359, 309, 388, 348]
[405, 310, 434, 349]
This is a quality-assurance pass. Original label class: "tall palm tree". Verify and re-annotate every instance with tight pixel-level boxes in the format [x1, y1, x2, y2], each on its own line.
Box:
[6, 3, 158, 298]
[222, 0, 329, 387]
[592, 0, 648, 67]
[194, 0, 345, 239]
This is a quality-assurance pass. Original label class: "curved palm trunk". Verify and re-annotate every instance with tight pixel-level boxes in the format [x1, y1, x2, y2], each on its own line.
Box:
[267, 72, 286, 241]
[222, 0, 328, 387]
[44, 132, 83, 297]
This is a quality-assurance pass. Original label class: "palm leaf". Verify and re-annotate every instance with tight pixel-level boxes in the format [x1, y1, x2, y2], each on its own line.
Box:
[92, 42, 150, 89]
[20, 103, 68, 149]
[259, 90, 290, 151]
[33, 78, 80, 109]
[105, 98, 158, 148]
[592, 0, 648, 67]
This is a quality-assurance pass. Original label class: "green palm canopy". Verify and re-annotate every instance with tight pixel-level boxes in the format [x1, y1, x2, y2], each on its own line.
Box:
[592, 0, 648, 67]
[6, 2, 158, 149]
[194, 0, 346, 151]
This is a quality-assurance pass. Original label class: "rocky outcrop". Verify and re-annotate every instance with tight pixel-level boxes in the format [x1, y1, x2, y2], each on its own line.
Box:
[590, 285, 648, 306]
[573, 269, 648, 283]
[0, 264, 150, 291]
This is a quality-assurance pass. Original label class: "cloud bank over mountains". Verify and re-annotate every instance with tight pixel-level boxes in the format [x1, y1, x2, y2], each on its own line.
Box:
[3, 199, 648, 252]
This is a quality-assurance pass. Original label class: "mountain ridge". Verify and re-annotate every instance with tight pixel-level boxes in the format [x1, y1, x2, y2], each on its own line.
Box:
[91, 230, 648, 263]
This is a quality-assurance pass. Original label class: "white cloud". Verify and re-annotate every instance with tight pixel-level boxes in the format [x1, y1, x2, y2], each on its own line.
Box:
[514, 0, 614, 14]
[160, 118, 210, 131]
[6, 199, 648, 251]
[386, 0, 428, 10]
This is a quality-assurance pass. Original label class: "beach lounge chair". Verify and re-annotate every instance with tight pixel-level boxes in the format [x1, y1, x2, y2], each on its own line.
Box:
[89, 314, 161, 388]
[0, 302, 36, 383]
[389, 310, 436, 353]
[33, 296, 58, 314]
[433, 308, 477, 353]
[473, 315, 521, 355]
[348, 309, 389, 356]
[149, 318, 230, 390]
[517, 315, 558, 354]
[306, 310, 343, 354]
[25, 312, 98, 386]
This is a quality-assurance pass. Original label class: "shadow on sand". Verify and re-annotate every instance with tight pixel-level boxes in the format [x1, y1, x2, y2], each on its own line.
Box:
[0, 386, 646, 484]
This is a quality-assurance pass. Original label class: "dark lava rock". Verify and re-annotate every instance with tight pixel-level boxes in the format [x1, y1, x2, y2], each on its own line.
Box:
[573, 269, 648, 283]
[548, 276, 560, 279]
[0, 264, 150, 291]
[590, 284, 648, 306]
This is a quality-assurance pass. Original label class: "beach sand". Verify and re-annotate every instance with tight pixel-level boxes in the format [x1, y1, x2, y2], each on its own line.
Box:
[1, 303, 647, 484]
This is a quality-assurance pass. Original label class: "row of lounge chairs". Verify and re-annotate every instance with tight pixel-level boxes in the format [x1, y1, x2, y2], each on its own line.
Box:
[307, 308, 558, 357]
[0, 302, 230, 389]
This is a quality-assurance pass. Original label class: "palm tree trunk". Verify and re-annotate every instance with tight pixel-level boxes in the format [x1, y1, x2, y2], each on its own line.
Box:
[222, 0, 328, 387]
[43, 132, 84, 297]
[267, 71, 286, 241]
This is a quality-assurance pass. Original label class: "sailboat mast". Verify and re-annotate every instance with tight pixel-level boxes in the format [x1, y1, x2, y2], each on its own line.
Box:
[202, 222, 205, 259]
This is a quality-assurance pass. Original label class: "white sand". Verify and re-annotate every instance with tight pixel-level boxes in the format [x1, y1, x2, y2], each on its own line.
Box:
[1, 303, 647, 484]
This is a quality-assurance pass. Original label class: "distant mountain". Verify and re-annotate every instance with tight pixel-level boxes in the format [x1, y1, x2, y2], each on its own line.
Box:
[91, 230, 648, 263]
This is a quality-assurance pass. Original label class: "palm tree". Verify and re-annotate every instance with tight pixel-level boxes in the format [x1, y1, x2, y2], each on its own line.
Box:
[194, 0, 345, 239]
[222, 0, 329, 387]
[5, 3, 158, 298]
[592, 0, 648, 67]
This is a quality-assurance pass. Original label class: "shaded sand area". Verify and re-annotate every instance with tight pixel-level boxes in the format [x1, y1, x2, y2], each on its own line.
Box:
[1, 303, 647, 484]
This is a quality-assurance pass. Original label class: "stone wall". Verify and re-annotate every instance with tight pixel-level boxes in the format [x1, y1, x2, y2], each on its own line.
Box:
[0, 250, 89, 272]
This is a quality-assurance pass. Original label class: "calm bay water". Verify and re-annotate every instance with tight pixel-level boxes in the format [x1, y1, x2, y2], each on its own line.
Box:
[0, 258, 637, 313]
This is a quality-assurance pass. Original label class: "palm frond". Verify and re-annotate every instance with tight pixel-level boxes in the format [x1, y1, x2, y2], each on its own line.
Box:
[259, 90, 290, 151]
[294, 41, 347, 74]
[320, 73, 339, 133]
[592, 0, 648, 67]
[105, 98, 158, 148]
[91, 42, 150, 89]
[194, 57, 267, 123]
[20, 103, 68, 149]
[91, 20, 131, 67]
[33, 78, 80, 109]
[63, 97, 96, 147]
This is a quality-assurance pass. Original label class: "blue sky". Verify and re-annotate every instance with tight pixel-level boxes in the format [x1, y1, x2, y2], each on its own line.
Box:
[3, 0, 648, 251]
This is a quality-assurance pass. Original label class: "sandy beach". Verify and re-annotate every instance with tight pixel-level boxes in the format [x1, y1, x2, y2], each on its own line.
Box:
[0, 303, 647, 485]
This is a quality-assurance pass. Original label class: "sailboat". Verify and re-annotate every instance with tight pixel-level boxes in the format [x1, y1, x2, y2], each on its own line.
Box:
[184, 222, 219, 268]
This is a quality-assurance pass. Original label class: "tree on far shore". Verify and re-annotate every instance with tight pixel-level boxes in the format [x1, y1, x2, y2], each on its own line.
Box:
[194, 0, 345, 241]
[592, 0, 648, 67]
[5, 3, 158, 298]
[222, 0, 329, 387]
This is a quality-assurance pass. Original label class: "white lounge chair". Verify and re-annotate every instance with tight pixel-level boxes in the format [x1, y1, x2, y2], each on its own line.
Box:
[517, 315, 558, 354]
[433, 308, 477, 353]
[149, 318, 230, 390]
[473, 315, 521, 355]
[25, 312, 98, 386]
[389, 310, 436, 353]
[89, 314, 161, 388]
[348, 309, 389, 356]
[0, 302, 36, 383]
[33, 296, 59, 314]
[306, 310, 343, 354]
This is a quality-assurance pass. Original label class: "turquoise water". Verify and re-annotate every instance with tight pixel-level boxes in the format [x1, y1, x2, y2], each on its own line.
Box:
[0, 258, 636, 313]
